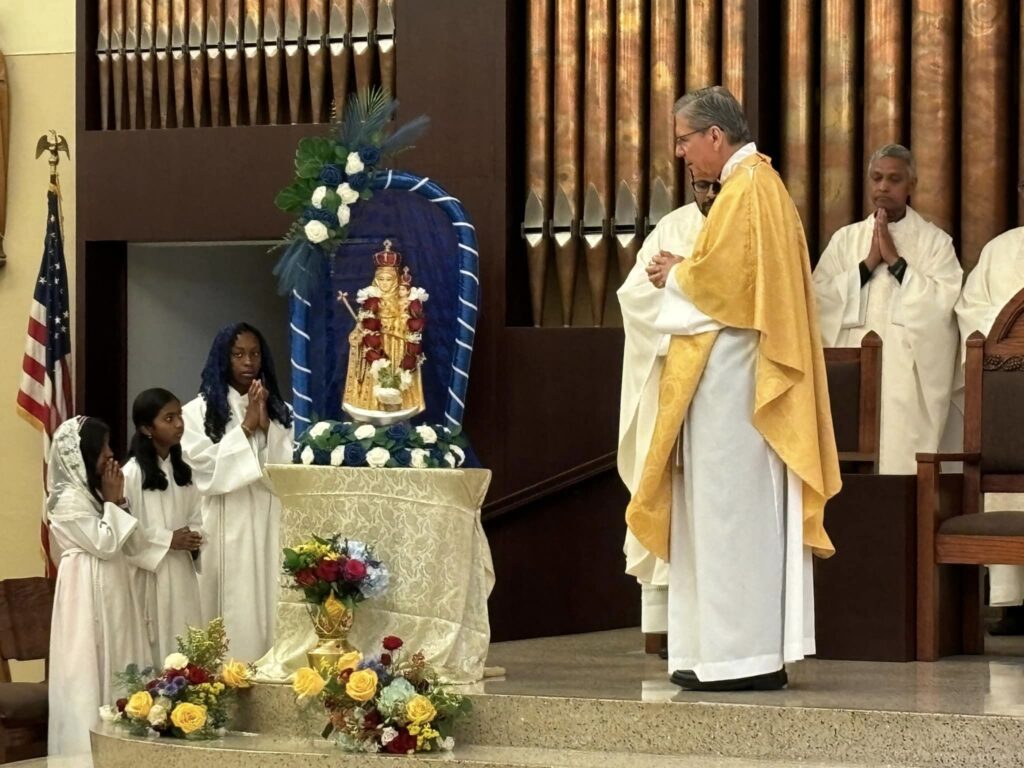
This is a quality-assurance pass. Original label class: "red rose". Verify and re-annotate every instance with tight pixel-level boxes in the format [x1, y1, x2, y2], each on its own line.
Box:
[365, 349, 385, 363]
[363, 709, 382, 730]
[339, 668, 353, 682]
[405, 342, 422, 357]
[400, 354, 418, 371]
[116, 698, 128, 712]
[379, 653, 392, 665]
[362, 333, 383, 349]
[295, 568, 318, 587]
[361, 317, 382, 332]
[384, 728, 417, 754]
[185, 665, 210, 684]
[342, 559, 367, 581]
[362, 297, 381, 312]
[316, 559, 343, 582]
[408, 300, 424, 317]
[382, 635, 403, 651]
[407, 317, 425, 332]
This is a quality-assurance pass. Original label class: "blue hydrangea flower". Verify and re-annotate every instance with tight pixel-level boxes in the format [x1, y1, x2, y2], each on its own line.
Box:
[358, 146, 382, 167]
[344, 443, 367, 466]
[344, 539, 368, 561]
[360, 563, 390, 599]
[346, 172, 370, 192]
[357, 656, 390, 685]
[375, 677, 415, 719]
[319, 164, 343, 186]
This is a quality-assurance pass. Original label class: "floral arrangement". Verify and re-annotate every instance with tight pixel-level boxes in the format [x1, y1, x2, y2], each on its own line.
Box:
[284, 535, 390, 607]
[292, 635, 471, 754]
[100, 619, 252, 739]
[272, 88, 428, 296]
[294, 420, 468, 469]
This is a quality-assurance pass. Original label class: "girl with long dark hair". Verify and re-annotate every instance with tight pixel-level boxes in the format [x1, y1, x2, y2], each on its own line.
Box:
[123, 388, 204, 666]
[46, 417, 148, 756]
[181, 322, 293, 662]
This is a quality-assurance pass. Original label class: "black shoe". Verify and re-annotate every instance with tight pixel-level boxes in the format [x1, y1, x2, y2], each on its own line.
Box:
[989, 606, 1024, 636]
[672, 668, 788, 691]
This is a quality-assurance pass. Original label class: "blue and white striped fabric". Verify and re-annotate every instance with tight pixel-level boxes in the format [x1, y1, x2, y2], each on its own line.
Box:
[288, 170, 480, 435]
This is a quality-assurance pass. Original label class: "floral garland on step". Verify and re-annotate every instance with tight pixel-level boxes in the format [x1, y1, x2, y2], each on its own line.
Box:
[295, 420, 467, 469]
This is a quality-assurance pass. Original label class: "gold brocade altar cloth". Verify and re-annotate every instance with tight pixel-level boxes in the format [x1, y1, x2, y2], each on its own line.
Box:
[255, 465, 494, 684]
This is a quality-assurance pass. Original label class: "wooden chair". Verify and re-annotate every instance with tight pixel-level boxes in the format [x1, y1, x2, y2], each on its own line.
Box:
[916, 288, 1024, 661]
[823, 331, 882, 473]
[0, 577, 54, 763]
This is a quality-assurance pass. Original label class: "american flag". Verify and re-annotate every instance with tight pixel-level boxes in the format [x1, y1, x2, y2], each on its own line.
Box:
[16, 179, 73, 577]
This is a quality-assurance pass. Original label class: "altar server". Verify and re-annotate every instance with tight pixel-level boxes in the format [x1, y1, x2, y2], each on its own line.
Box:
[182, 323, 294, 662]
[618, 172, 717, 640]
[47, 417, 149, 756]
[812, 144, 962, 474]
[634, 86, 839, 691]
[123, 388, 204, 665]
[955, 221, 1024, 631]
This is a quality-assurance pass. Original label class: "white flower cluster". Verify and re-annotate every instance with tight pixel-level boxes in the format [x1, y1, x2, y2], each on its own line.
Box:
[408, 286, 430, 303]
[305, 177, 362, 246]
[357, 286, 383, 304]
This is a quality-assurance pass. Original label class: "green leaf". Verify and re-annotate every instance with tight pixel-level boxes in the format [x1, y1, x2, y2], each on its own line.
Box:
[275, 182, 309, 214]
[334, 145, 350, 161]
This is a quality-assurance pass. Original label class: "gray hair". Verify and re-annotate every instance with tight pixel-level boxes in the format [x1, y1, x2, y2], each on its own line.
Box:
[673, 86, 752, 145]
[868, 143, 917, 181]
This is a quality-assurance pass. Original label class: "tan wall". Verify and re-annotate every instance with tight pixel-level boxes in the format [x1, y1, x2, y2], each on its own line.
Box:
[0, 1, 75, 681]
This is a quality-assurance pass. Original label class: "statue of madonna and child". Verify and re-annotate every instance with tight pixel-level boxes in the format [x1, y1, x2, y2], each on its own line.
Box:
[338, 240, 428, 424]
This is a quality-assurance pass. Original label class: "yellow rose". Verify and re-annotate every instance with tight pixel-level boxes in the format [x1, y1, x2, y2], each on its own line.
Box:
[335, 651, 363, 674]
[221, 660, 250, 689]
[405, 694, 436, 726]
[124, 691, 153, 719]
[170, 702, 207, 734]
[293, 667, 326, 698]
[345, 668, 378, 702]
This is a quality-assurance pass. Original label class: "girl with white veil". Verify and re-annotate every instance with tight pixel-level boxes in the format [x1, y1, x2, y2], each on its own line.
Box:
[47, 416, 149, 756]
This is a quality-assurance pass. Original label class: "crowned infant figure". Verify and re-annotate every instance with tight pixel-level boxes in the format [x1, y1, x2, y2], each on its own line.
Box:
[339, 240, 428, 424]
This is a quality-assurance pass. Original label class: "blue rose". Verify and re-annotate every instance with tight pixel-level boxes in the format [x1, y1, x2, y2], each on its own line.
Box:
[303, 206, 339, 228]
[319, 163, 343, 186]
[358, 146, 382, 166]
[346, 172, 370, 192]
[312, 447, 331, 466]
[386, 422, 411, 441]
[344, 443, 367, 466]
[392, 448, 412, 467]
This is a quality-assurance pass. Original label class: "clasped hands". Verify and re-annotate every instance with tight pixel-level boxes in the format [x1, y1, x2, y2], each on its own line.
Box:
[865, 208, 900, 271]
[242, 379, 271, 435]
[646, 250, 685, 289]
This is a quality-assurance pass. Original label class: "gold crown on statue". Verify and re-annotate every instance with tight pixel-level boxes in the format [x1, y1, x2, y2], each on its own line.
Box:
[373, 239, 401, 268]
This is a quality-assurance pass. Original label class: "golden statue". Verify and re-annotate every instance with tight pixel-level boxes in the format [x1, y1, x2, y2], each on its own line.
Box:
[338, 240, 427, 424]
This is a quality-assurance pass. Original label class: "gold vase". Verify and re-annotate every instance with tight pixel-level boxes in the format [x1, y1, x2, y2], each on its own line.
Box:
[306, 594, 356, 672]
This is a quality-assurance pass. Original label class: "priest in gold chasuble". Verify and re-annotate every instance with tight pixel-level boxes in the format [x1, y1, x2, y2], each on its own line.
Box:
[628, 87, 840, 691]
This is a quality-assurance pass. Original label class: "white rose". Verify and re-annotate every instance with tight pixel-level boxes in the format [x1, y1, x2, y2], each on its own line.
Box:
[381, 727, 398, 745]
[336, 183, 360, 205]
[450, 445, 466, 467]
[98, 705, 120, 723]
[354, 424, 376, 440]
[410, 448, 430, 469]
[311, 185, 328, 209]
[440, 736, 455, 751]
[366, 447, 390, 468]
[304, 219, 330, 244]
[345, 152, 365, 174]
[300, 446, 315, 465]
[330, 446, 345, 467]
[309, 421, 331, 438]
[443, 452, 456, 468]
[409, 287, 430, 302]
[337, 204, 351, 227]
[416, 425, 438, 445]
[147, 704, 168, 727]
[164, 652, 189, 670]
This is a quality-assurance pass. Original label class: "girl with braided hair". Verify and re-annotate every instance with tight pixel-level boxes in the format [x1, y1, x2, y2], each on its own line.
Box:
[181, 323, 293, 662]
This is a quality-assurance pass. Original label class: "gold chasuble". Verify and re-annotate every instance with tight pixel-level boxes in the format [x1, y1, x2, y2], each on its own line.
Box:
[626, 153, 839, 561]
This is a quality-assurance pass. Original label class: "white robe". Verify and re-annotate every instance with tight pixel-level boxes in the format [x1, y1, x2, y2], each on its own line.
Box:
[655, 143, 814, 681]
[48, 501, 149, 756]
[813, 207, 962, 474]
[123, 457, 205, 666]
[954, 226, 1024, 606]
[182, 389, 294, 663]
[617, 202, 705, 633]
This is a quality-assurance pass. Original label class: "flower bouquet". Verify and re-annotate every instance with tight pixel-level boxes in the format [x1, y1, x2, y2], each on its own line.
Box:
[283, 535, 390, 668]
[294, 420, 468, 469]
[292, 635, 471, 754]
[100, 619, 252, 739]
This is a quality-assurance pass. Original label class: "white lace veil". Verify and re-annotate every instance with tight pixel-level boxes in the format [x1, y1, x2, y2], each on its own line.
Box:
[47, 416, 103, 522]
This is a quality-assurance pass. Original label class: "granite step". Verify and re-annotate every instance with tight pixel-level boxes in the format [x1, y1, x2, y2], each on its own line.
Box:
[89, 729, 919, 768]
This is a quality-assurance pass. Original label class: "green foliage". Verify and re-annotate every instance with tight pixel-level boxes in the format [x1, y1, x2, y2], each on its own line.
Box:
[176, 618, 230, 670]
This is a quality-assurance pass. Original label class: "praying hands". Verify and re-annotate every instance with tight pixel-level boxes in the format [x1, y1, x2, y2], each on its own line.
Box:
[646, 250, 685, 289]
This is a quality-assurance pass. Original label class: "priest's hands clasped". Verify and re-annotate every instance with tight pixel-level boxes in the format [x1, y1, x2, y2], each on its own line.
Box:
[170, 526, 203, 552]
[646, 249, 684, 289]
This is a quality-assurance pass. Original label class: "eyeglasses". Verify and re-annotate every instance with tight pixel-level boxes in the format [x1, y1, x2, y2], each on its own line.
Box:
[674, 128, 708, 149]
[691, 180, 721, 195]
